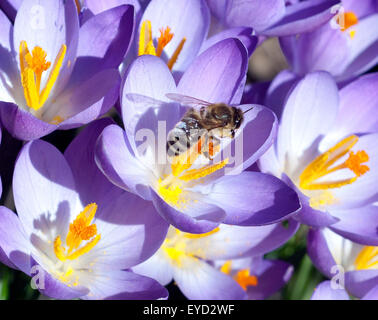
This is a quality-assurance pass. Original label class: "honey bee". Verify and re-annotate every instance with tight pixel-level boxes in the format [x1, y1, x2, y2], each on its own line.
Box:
[166, 93, 253, 159]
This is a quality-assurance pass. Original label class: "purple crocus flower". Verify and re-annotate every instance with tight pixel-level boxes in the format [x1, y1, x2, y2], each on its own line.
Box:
[133, 220, 298, 300]
[259, 71, 378, 244]
[280, 0, 378, 83]
[311, 280, 378, 300]
[0, 0, 134, 141]
[308, 228, 378, 299]
[95, 38, 300, 233]
[0, 118, 169, 300]
[206, 0, 341, 37]
[0, 0, 22, 22]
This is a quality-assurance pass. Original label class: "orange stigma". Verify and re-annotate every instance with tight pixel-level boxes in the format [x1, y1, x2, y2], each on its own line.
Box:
[54, 203, 101, 261]
[220, 261, 258, 291]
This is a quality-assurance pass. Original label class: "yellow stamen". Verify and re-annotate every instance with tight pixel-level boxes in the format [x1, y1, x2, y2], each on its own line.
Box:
[138, 20, 185, 69]
[309, 191, 338, 210]
[138, 20, 156, 56]
[158, 178, 185, 208]
[53, 203, 101, 261]
[167, 38, 186, 70]
[19, 41, 66, 111]
[355, 246, 378, 270]
[50, 115, 64, 125]
[179, 159, 228, 182]
[220, 260, 232, 275]
[171, 139, 204, 177]
[156, 27, 174, 57]
[299, 135, 370, 190]
[234, 269, 258, 290]
[337, 12, 359, 31]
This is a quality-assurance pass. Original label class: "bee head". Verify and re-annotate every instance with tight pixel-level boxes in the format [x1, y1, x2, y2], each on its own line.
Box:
[233, 108, 244, 130]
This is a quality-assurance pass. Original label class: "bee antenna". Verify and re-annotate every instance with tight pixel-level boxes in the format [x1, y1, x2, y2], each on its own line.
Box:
[243, 106, 254, 114]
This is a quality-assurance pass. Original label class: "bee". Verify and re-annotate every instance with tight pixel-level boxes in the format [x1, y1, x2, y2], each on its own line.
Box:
[165, 93, 253, 160]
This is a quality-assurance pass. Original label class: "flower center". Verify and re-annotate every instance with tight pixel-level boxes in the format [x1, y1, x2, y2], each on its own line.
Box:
[138, 20, 186, 70]
[19, 41, 66, 111]
[354, 246, 378, 270]
[158, 140, 228, 209]
[299, 135, 369, 190]
[220, 261, 258, 291]
[162, 227, 220, 267]
[54, 203, 101, 262]
[336, 11, 358, 38]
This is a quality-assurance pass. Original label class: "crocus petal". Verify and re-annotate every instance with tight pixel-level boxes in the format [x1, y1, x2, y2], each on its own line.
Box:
[311, 280, 350, 300]
[343, 0, 377, 19]
[187, 219, 299, 260]
[84, 0, 141, 17]
[0, 0, 22, 22]
[0, 102, 58, 140]
[340, 14, 378, 80]
[30, 256, 88, 300]
[262, 0, 340, 36]
[330, 205, 378, 246]
[177, 38, 248, 104]
[141, 0, 210, 73]
[0, 206, 31, 274]
[65, 118, 119, 206]
[264, 69, 299, 120]
[13, 140, 80, 239]
[206, 171, 300, 226]
[283, 175, 340, 228]
[132, 251, 174, 286]
[207, 0, 285, 32]
[95, 124, 152, 200]
[151, 189, 224, 234]
[173, 256, 247, 300]
[329, 72, 378, 138]
[345, 269, 378, 298]
[362, 284, 378, 300]
[199, 27, 257, 57]
[277, 71, 339, 168]
[0, 9, 18, 104]
[14, 0, 79, 96]
[81, 270, 168, 300]
[246, 258, 294, 300]
[121, 55, 178, 145]
[46, 69, 120, 129]
[307, 228, 337, 278]
[69, 5, 134, 85]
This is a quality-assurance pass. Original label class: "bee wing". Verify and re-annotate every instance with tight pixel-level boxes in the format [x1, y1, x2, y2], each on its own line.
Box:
[166, 93, 213, 108]
[125, 93, 167, 107]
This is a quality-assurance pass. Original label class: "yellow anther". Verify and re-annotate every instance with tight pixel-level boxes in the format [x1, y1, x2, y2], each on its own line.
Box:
[337, 12, 359, 31]
[156, 27, 174, 57]
[300, 135, 369, 190]
[234, 269, 258, 290]
[220, 260, 232, 275]
[179, 159, 229, 182]
[355, 246, 378, 270]
[138, 20, 156, 56]
[53, 203, 101, 261]
[19, 41, 66, 111]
